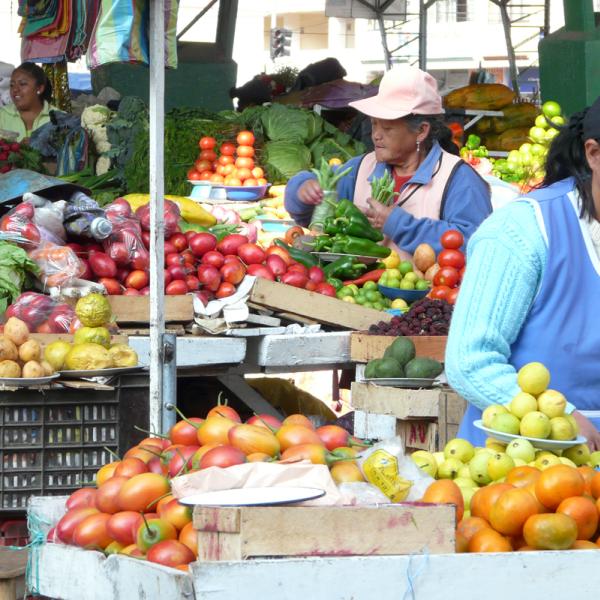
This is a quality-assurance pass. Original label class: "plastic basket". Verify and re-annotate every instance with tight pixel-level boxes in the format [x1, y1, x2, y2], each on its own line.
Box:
[0, 376, 149, 511]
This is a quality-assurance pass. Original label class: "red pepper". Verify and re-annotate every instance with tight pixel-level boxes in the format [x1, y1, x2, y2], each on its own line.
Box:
[342, 269, 385, 286]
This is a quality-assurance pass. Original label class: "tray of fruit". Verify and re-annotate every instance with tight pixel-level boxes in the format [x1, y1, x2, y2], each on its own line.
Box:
[0, 373, 60, 387]
[362, 377, 440, 389]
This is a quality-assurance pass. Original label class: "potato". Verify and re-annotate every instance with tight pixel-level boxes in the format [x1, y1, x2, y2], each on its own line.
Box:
[22, 361, 44, 379]
[18, 339, 41, 363]
[0, 360, 21, 378]
[4, 317, 29, 347]
[40, 360, 55, 376]
[0, 336, 18, 361]
[413, 243, 436, 273]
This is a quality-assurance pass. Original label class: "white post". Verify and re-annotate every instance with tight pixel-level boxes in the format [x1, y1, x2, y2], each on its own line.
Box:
[149, 0, 166, 434]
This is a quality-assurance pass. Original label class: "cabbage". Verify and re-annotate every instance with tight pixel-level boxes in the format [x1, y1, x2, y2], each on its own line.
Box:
[263, 141, 312, 183]
[261, 104, 310, 143]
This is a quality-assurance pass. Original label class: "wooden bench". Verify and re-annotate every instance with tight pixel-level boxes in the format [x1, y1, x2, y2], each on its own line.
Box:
[0, 548, 27, 600]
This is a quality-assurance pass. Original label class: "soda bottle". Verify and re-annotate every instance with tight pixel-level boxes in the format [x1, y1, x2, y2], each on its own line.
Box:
[63, 191, 112, 241]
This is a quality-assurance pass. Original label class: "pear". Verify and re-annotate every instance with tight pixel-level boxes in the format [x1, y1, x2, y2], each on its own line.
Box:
[454, 477, 478, 489]
[534, 453, 561, 470]
[509, 392, 538, 419]
[520, 411, 551, 439]
[469, 452, 492, 485]
[590, 450, 600, 469]
[562, 444, 591, 466]
[487, 452, 515, 481]
[411, 450, 437, 478]
[549, 417, 575, 441]
[482, 404, 508, 428]
[444, 438, 475, 463]
[506, 438, 536, 463]
[437, 458, 463, 480]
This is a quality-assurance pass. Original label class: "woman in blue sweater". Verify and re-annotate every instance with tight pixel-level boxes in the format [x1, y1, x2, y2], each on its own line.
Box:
[446, 97, 600, 450]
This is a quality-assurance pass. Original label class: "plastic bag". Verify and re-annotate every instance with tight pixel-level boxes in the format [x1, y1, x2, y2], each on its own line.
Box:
[4, 291, 76, 333]
[31, 198, 67, 244]
[102, 207, 149, 269]
[0, 201, 41, 246]
[135, 199, 180, 238]
[29, 243, 85, 289]
[357, 437, 434, 503]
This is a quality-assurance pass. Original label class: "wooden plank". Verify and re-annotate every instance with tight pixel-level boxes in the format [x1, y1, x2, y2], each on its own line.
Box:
[249, 278, 391, 331]
[398, 420, 439, 452]
[350, 333, 447, 362]
[194, 507, 241, 533]
[0, 548, 27, 579]
[350, 383, 442, 419]
[193, 505, 455, 560]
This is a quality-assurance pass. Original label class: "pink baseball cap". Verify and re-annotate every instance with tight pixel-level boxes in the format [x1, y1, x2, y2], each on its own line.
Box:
[349, 65, 443, 120]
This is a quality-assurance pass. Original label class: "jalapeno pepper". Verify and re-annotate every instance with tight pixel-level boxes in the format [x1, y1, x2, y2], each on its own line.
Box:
[273, 239, 318, 268]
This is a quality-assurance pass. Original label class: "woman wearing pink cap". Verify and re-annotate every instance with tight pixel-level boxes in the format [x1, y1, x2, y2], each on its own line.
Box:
[284, 66, 492, 257]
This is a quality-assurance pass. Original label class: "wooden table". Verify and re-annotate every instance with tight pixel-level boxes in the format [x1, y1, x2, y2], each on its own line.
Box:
[0, 548, 27, 600]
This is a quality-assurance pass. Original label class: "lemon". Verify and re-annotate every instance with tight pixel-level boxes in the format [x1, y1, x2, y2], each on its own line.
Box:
[509, 392, 537, 418]
[382, 251, 400, 269]
[517, 362, 550, 395]
[328, 157, 342, 166]
[391, 298, 408, 309]
[537, 389, 566, 418]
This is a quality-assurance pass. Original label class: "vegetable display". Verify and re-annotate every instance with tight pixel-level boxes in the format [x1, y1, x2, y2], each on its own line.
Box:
[0, 242, 40, 313]
[370, 170, 396, 206]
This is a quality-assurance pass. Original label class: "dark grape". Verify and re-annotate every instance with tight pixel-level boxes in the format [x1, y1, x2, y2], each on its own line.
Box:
[366, 298, 453, 336]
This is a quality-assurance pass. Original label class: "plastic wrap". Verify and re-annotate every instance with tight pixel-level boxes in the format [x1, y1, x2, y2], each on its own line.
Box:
[102, 207, 149, 269]
[4, 291, 76, 333]
[29, 243, 85, 289]
[0, 201, 41, 246]
[135, 199, 180, 238]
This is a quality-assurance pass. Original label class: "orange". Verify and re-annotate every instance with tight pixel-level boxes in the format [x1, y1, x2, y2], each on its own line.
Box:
[217, 154, 235, 166]
[456, 516, 490, 543]
[506, 465, 540, 489]
[455, 532, 469, 553]
[422, 480, 464, 523]
[468, 528, 512, 553]
[591, 471, 600, 500]
[570, 540, 600, 550]
[556, 495, 599, 540]
[243, 178, 258, 187]
[523, 513, 578, 550]
[489, 488, 539, 537]
[224, 176, 242, 187]
[470, 483, 513, 522]
[578, 466, 596, 496]
[535, 465, 585, 510]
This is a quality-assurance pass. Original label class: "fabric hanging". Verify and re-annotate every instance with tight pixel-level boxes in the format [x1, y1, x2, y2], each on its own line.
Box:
[42, 61, 72, 112]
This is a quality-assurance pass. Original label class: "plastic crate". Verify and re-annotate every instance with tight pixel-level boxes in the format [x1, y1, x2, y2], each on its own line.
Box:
[0, 375, 149, 511]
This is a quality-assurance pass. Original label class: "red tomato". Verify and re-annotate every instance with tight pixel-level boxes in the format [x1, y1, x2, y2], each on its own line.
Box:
[265, 245, 292, 265]
[199, 445, 246, 469]
[96, 476, 130, 514]
[168, 264, 188, 281]
[220, 142, 236, 156]
[236, 145, 255, 158]
[56, 508, 99, 544]
[237, 243, 266, 265]
[107, 511, 143, 546]
[114, 457, 148, 478]
[194, 159, 212, 173]
[197, 264, 222, 291]
[235, 156, 254, 170]
[117, 473, 171, 513]
[199, 149, 217, 162]
[125, 270, 149, 290]
[98, 277, 123, 295]
[286, 263, 308, 277]
[220, 261, 246, 284]
[434, 266, 460, 288]
[265, 254, 287, 277]
[437, 249, 465, 270]
[187, 169, 202, 181]
[72, 513, 113, 550]
[446, 287, 460, 305]
[441, 229, 464, 250]
[189, 232, 217, 257]
[308, 266, 325, 284]
[66, 488, 97, 511]
[201, 250, 225, 269]
[429, 285, 452, 300]
[216, 234, 249, 256]
[147, 540, 195, 568]
[199, 170, 213, 181]
[163, 241, 177, 256]
[280, 271, 309, 288]
[218, 154, 235, 166]
[165, 280, 188, 295]
[216, 282, 236, 298]
[199, 136, 216, 150]
[185, 275, 201, 291]
[305, 280, 317, 292]
[246, 263, 275, 281]
[237, 130, 255, 146]
[315, 282, 337, 297]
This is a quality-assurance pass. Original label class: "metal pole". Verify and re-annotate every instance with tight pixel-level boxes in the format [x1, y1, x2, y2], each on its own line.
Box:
[149, 0, 166, 435]
[161, 332, 177, 433]
[419, 0, 427, 70]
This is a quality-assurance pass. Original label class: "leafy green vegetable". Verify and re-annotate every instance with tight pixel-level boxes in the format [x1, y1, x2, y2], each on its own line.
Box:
[0, 242, 39, 313]
[262, 141, 312, 183]
[260, 104, 310, 144]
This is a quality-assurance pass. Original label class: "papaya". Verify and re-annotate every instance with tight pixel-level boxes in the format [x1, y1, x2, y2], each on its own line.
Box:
[490, 103, 539, 134]
[484, 127, 531, 151]
[443, 83, 516, 111]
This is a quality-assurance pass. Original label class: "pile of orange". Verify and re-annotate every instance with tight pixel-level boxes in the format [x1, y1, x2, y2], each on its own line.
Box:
[423, 464, 600, 553]
[188, 131, 268, 187]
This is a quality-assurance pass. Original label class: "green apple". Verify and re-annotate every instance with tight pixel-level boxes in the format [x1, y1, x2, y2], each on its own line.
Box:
[534, 114, 549, 129]
[505, 438, 535, 463]
[402, 272, 418, 283]
[487, 452, 515, 481]
[387, 268, 401, 279]
[549, 115, 565, 127]
[545, 128, 559, 142]
[444, 438, 475, 463]
[415, 279, 430, 291]
[399, 280, 415, 290]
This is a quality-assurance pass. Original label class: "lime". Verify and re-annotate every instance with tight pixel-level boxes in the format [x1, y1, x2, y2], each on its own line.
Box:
[534, 114, 548, 129]
[342, 296, 356, 303]
[387, 268, 401, 279]
[365, 290, 379, 302]
[372, 302, 383, 311]
[362, 281, 377, 291]
[415, 279, 430, 290]
[541, 100, 561, 119]
[363, 302, 373, 308]
[386, 278, 401, 288]
[399, 280, 415, 290]
[403, 272, 418, 283]
[399, 261, 413, 275]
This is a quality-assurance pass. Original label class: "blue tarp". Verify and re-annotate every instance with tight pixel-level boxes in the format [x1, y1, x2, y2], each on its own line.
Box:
[68, 71, 92, 92]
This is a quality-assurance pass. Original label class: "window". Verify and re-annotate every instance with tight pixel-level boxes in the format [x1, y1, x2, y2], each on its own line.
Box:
[435, 0, 468, 24]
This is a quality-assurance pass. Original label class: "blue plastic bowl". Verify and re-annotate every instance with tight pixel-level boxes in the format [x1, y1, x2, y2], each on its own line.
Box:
[220, 184, 270, 202]
[378, 284, 429, 302]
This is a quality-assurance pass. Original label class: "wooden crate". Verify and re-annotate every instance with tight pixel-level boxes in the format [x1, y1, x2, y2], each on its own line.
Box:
[350, 332, 447, 362]
[249, 278, 392, 330]
[351, 383, 466, 451]
[192, 504, 455, 561]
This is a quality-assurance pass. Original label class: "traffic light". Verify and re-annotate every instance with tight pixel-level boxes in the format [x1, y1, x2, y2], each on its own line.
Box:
[270, 27, 291, 59]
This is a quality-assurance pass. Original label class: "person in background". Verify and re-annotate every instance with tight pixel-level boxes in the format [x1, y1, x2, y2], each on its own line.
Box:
[229, 77, 272, 112]
[0, 62, 55, 142]
[284, 65, 492, 258]
[446, 96, 600, 450]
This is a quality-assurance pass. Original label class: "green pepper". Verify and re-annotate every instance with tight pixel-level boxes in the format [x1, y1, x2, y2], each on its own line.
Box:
[323, 216, 339, 236]
[311, 235, 332, 252]
[333, 199, 383, 242]
[323, 256, 368, 280]
[273, 239, 318, 268]
[465, 134, 481, 150]
[327, 277, 343, 291]
[330, 234, 391, 258]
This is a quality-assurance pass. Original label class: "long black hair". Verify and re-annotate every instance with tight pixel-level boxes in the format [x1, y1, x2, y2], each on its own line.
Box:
[540, 109, 595, 220]
[403, 114, 460, 156]
[14, 62, 53, 104]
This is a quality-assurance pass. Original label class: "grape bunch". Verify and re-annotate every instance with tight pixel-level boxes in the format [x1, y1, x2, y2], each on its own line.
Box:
[368, 298, 453, 336]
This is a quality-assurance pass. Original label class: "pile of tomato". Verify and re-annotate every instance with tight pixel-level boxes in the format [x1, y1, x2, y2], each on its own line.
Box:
[428, 229, 466, 305]
[49, 400, 369, 570]
[187, 131, 268, 187]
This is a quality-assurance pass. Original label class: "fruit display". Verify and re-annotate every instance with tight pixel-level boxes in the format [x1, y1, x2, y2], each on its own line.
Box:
[368, 297, 453, 336]
[0, 316, 55, 379]
[482, 362, 581, 444]
[47, 398, 371, 569]
[443, 83, 517, 111]
[364, 336, 443, 380]
[188, 133, 268, 188]
[377, 260, 431, 295]
[5, 292, 76, 334]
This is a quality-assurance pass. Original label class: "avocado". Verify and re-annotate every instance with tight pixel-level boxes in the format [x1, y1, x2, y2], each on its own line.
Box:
[365, 359, 382, 379]
[404, 357, 444, 379]
[383, 336, 416, 367]
[372, 357, 404, 379]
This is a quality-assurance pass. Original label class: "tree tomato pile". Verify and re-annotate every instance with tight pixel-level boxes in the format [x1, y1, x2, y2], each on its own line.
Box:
[50, 397, 370, 569]
[188, 132, 268, 187]
[428, 229, 466, 305]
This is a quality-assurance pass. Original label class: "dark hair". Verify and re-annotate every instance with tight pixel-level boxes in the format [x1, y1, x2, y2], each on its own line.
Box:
[540, 109, 596, 220]
[403, 114, 460, 156]
[14, 62, 52, 104]
[229, 78, 271, 112]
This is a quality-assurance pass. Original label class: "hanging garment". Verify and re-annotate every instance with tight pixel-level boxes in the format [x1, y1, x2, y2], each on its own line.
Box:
[42, 61, 72, 113]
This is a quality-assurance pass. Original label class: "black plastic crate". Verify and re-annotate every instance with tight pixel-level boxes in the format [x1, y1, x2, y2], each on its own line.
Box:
[0, 375, 149, 511]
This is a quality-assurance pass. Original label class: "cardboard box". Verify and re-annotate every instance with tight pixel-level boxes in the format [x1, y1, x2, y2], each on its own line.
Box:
[249, 278, 392, 330]
[350, 332, 447, 362]
[192, 504, 455, 561]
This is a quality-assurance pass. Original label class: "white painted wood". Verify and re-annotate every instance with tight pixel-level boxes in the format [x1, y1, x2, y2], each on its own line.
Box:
[246, 332, 352, 367]
[353, 409, 396, 439]
[129, 336, 246, 367]
[192, 551, 600, 600]
[36, 544, 193, 600]
[148, 0, 166, 435]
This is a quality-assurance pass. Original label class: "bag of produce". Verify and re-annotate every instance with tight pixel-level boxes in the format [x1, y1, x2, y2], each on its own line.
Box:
[4, 291, 75, 333]
[135, 199, 180, 238]
[0, 201, 41, 246]
[102, 200, 149, 269]
[29, 242, 85, 289]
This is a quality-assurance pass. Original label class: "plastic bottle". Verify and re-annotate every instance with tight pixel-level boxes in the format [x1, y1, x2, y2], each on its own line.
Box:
[63, 191, 113, 241]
